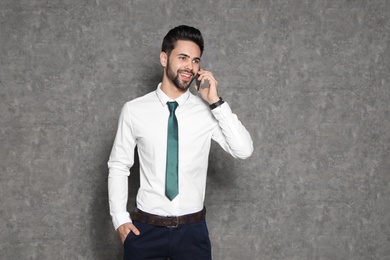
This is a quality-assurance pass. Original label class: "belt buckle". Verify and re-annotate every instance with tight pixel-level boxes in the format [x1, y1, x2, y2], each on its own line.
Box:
[166, 216, 179, 228]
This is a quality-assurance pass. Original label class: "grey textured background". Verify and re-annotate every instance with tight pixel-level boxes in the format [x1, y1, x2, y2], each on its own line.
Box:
[1, 0, 389, 259]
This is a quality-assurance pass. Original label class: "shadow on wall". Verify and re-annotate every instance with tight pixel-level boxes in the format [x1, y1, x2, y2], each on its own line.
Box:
[89, 68, 161, 259]
[89, 141, 141, 259]
[88, 136, 120, 260]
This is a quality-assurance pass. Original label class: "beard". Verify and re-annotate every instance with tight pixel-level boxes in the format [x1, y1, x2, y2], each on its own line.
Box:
[166, 60, 195, 91]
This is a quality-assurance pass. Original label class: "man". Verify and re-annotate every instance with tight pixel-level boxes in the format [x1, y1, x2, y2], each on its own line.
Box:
[108, 25, 253, 259]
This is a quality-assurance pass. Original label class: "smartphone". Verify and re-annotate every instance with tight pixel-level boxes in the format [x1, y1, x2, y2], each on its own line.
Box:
[195, 72, 209, 91]
[195, 74, 202, 91]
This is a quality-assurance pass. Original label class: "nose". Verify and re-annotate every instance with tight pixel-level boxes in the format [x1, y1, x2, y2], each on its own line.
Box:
[185, 60, 194, 71]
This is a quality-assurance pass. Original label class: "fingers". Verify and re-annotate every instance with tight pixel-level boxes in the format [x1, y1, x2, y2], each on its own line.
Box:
[117, 222, 140, 244]
[196, 69, 220, 104]
[197, 69, 217, 89]
[129, 224, 140, 236]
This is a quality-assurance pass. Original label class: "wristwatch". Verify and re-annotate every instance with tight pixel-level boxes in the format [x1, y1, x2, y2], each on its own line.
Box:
[209, 97, 224, 110]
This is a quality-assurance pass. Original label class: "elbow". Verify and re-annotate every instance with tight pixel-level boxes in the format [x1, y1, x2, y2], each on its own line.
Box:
[236, 142, 254, 160]
[240, 148, 254, 160]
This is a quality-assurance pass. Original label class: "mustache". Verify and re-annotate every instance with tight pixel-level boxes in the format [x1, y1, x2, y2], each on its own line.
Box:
[177, 69, 195, 76]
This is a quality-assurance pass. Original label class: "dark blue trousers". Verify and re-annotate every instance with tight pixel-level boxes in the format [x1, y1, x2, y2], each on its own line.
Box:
[123, 220, 212, 260]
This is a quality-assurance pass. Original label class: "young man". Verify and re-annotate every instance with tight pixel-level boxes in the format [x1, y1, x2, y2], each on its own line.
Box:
[108, 25, 253, 259]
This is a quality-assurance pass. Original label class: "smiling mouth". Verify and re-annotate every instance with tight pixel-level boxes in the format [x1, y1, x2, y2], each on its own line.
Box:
[179, 70, 194, 81]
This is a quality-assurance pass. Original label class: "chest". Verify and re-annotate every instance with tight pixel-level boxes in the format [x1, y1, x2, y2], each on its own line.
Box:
[130, 104, 216, 148]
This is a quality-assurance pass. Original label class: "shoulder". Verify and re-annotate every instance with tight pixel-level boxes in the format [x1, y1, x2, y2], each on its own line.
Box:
[123, 91, 159, 110]
[127, 91, 156, 105]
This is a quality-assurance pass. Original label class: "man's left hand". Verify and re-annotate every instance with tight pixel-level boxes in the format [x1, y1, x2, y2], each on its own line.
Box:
[194, 69, 220, 105]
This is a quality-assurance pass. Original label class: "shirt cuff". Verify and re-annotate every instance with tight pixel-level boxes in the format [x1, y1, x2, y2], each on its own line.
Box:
[211, 101, 231, 119]
[111, 212, 131, 230]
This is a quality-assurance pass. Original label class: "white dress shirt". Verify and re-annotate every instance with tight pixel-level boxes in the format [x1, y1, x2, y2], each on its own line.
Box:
[108, 83, 253, 230]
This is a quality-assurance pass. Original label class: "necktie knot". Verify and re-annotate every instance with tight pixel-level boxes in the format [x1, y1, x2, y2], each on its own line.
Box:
[167, 101, 178, 114]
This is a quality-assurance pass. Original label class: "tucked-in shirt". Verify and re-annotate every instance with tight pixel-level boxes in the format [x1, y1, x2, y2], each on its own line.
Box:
[108, 83, 253, 230]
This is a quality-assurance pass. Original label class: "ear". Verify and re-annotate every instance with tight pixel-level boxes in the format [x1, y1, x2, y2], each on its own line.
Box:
[160, 52, 168, 67]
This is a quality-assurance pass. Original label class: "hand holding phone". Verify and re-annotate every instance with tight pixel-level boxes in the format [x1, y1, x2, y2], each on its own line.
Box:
[195, 70, 209, 91]
[194, 69, 220, 105]
[195, 74, 202, 91]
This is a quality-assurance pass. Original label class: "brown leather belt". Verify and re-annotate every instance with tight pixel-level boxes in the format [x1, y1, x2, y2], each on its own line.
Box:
[130, 207, 206, 228]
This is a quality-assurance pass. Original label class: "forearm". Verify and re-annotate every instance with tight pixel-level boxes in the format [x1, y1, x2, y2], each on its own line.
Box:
[108, 167, 132, 230]
[212, 102, 254, 159]
[107, 102, 136, 229]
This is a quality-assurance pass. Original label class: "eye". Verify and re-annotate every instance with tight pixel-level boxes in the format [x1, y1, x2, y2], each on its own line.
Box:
[193, 59, 200, 64]
[179, 56, 186, 61]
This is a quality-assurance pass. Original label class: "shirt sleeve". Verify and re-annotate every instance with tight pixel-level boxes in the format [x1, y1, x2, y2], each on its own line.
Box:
[107, 103, 136, 230]
[211, 102, 254, 159]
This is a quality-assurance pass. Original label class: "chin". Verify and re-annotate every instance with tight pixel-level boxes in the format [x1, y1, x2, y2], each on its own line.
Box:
[173, 79, 191, 91]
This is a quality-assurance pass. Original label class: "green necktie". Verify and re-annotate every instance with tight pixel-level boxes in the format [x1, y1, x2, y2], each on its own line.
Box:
[166, 101, 179, 200]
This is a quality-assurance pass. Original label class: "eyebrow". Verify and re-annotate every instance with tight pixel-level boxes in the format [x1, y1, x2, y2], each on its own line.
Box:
[177, 53, 201, 61]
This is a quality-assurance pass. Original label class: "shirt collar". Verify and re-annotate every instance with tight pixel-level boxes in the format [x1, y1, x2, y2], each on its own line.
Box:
[156, 83, 190, 107]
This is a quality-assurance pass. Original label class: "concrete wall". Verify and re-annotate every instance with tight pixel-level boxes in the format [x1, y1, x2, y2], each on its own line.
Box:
[1, 0, 389, 259]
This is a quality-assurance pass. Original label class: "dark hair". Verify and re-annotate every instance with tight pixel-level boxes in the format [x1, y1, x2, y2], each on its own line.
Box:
[162, 25, 204, 56]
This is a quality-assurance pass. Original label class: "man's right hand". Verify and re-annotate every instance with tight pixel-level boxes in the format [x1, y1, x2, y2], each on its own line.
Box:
[117, 222, 140, 244]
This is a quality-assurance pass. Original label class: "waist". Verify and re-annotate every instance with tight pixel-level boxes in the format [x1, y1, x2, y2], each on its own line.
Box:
[130, 207, 206, 228]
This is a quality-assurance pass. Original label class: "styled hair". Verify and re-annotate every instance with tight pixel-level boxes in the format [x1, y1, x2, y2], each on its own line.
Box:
[162, 25, 204, 56]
